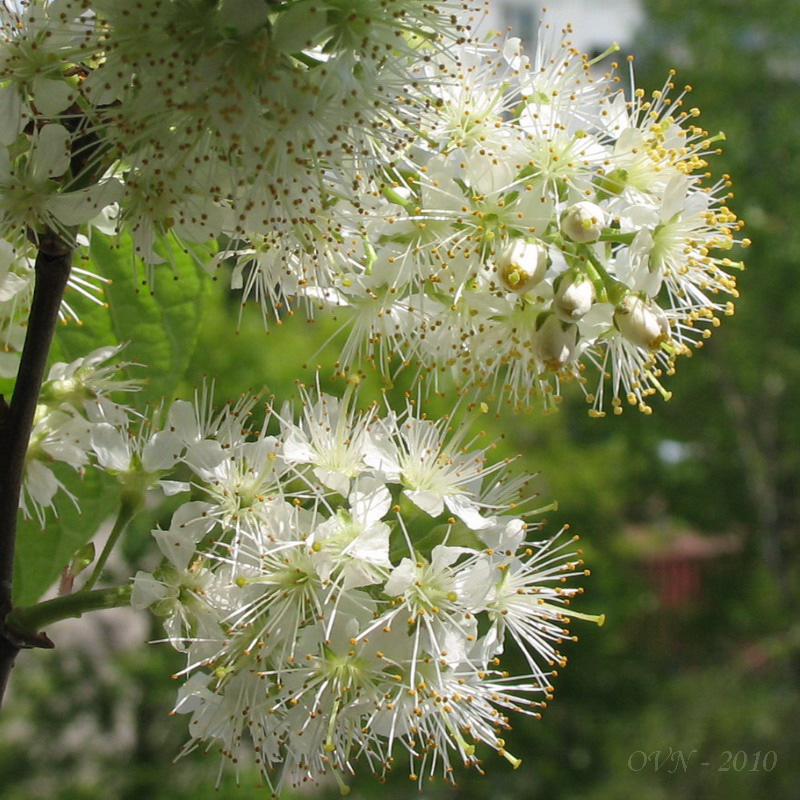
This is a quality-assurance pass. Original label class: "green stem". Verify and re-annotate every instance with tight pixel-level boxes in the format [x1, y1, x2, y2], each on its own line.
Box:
[381, 184, 416, 212]
[5, 585, 132, 638]
[578, 254, 609, 303]
[82, 492, 143, 592]
[580, 246, 628, 305]
[598, 231, 636, 245]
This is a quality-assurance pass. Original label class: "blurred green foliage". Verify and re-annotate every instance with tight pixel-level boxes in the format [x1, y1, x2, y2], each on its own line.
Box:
[2, 2, 799, 798]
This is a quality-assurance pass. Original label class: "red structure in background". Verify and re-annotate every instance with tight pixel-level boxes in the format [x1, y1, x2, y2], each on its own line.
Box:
[626, 527, 741, 609]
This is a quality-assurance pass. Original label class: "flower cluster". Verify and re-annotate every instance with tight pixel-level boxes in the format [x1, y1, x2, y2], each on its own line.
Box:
[1, 6, 746, 412]
[0, 239, 32, 377]
[21, 345, 165, 522]
[304, 32, 749, 414]
[132, 386, 601, 791]
[0, 0, 473, 258]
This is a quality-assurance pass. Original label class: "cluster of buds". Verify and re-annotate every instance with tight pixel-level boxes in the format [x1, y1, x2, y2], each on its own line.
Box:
[302, 33, 748, 414]
[1, 5, 747, 413]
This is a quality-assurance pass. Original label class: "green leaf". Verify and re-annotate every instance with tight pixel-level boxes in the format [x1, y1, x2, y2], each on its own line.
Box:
[13, 466, 117, 606]
[90, 232, 211, 406]
[11, 235, 211, 604]
[52, 257, 117, 364]
[69, 542, 96, 577]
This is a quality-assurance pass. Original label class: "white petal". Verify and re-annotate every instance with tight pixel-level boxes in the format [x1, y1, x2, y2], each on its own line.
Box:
[31, 123, 70, 180]
[0, 86, 24, 146]
[0, 270, 31, 302]
[159, 480, 191, 496]
[47, 179, 123, 225]
[348, 522, 392, 568]
[455, 558, 492, 607]
[24, 459, 60, 507]
[31, 76, 75, 116]
[90, 422, 131, 471]
[404, 489, 444, 517]
[154, 528, 195, 570]
[363, 430, 401, 478]
[445, 494, 493, 530]
[142, 430, 182, 472]
[350, 478, 391, 525]
[173, 673, 214, 715]
[384, 559, 415, 596]
[281, 427, 315, 463]
[431, 545, 471, 572]
[130, 571, 169, 610]
[82, 67, 120, 106]
[185, 439, 226, 474]
[477, 518, 526, 551]
[313, 467, 350, 495]
[170, 501, 216, 542]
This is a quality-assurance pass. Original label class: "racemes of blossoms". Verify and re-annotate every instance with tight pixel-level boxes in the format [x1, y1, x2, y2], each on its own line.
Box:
[131, 384, 603, 792]
[0, 0, 478, 334]
[21, 345, 139, 522]
[21, 344, 191, 523]
[301, 30, 750, 415]
[1, 3, 747, 413]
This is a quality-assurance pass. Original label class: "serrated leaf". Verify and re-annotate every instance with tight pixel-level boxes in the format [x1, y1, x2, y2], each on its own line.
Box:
[12, 236, 211, 605]
[69, 542, 96, 576]
[90, 232, 211, 406]
[53, 258, 117, 364]
[13, 466, 117, 606]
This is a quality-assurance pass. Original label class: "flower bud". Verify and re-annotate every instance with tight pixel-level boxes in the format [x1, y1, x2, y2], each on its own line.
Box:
[553, 268, 595, 322]
[561, 201, 606, 243]
[496, 239, 549, 293]
[614, 293, 670, 350]
[535, 312, 579, 369]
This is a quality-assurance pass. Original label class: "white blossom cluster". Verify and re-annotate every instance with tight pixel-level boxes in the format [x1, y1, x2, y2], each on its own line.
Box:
[130, 386, 600, 791]
[23, 343, 205, 523]
[1, 4, 747, 413]
[0, 0, 478, 372]
[0, 0, 475, 261]
[303, 33, 750, 414]
[21, 344, 150, 522]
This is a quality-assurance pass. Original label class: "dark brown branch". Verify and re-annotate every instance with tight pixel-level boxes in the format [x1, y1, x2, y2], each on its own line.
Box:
[0, 237, 72, 708]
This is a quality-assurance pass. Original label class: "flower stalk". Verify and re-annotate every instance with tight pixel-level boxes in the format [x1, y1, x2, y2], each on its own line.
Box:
[4, 585, 133, 639]
[82, 491, 144, 593]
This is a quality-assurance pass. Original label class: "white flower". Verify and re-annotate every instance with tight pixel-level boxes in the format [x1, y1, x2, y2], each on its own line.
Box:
[91, 422, 181, 476]
[42, 345, 139, 409]
[365, 410, 498, 529]
[561, 201, 606, 244]
[132, 383, 598, 789]
[614, 293, 671, 350]
[553, 269, 596, 322]
[483, 532, 602, 683]
[309, 478, 393, 589]
[281, 388, 374, 495]
[495, 238, 550, 294]
[22, 407, 90, 522]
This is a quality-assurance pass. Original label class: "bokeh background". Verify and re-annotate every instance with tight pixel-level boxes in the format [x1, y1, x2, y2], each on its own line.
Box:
[2, 1, 798, 798]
